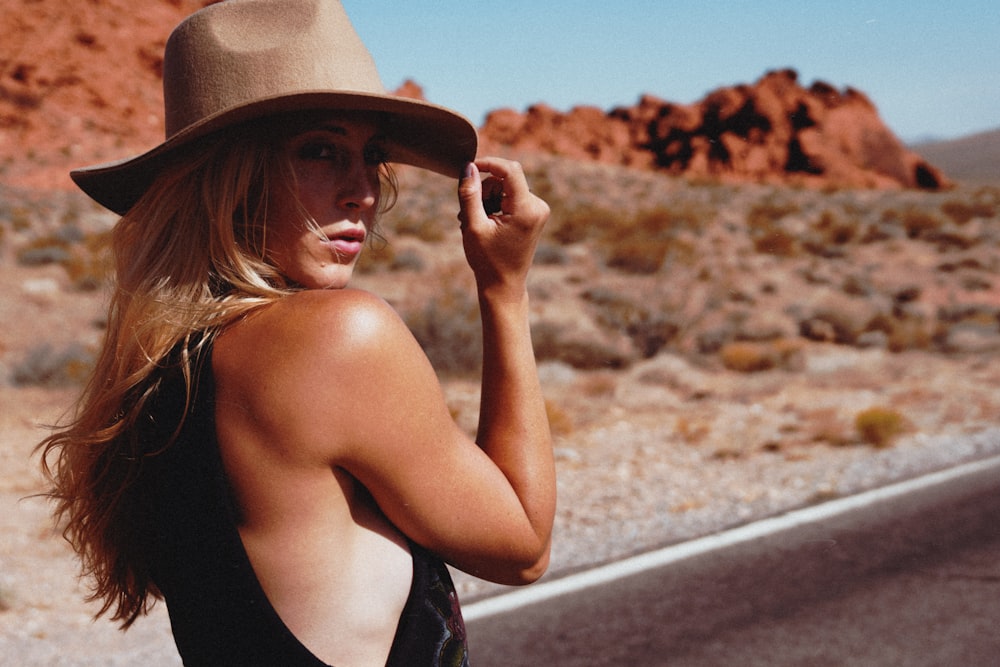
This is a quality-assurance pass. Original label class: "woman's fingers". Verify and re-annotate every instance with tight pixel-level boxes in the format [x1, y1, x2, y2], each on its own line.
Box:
[456, 158, 550, 291]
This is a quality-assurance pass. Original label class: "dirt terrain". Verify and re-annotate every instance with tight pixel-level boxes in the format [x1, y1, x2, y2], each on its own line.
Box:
[3, 164, 999, 663]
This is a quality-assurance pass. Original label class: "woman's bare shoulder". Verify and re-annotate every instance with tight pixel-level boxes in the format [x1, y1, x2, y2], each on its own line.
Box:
[224, 288, 407, 353]
[215, 288, 424, 400]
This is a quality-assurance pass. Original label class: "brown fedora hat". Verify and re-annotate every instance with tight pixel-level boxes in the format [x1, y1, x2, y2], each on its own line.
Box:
[71, 0, 478, 215]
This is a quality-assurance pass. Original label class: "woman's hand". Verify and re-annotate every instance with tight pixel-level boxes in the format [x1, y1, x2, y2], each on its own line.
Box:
[457, 158, 550, 298]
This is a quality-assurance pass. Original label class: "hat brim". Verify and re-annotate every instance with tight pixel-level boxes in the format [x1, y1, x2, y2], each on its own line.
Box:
[71, 91, 478, 215]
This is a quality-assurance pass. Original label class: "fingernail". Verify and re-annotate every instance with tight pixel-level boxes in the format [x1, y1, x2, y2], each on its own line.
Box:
[463, 162, 476, 181]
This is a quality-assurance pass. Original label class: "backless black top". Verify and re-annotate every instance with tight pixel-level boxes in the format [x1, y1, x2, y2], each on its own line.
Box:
[138, 340, 470, 666]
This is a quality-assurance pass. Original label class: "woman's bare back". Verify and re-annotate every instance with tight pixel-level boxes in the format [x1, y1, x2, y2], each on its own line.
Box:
[213, 304, 413, 667]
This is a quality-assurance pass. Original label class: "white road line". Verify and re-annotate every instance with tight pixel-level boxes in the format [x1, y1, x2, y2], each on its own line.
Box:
[463, 455, 1000, 621]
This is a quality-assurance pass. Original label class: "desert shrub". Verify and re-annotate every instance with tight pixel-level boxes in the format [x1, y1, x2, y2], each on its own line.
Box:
[941, 199, 995, 225]
[545, 399, 574, 436]
[403, 281, 482, 377]
[804, 407, 852, 446]
[719, 341, 775, 372]
[533, 242, 568, 266]
[675, 416, 710, 444]
[813, 209, 857, 245]
[16, 236, 71, 266]
[752, 226, 798, 256]
[530, 320, 631, 370]
[899, 208, 943, 239]
[602, 207, 699, 274]
[605, 237, 670, 274]
[391, 213, 447, 243]
[14, 226, 113, 289]
[719, 339, 802, 373]
[548, 206, 616, 245]
[389, 248, 426, 272]
[885, 317, 934, 352]
[354, 239, 396, 274]
[855, 406, 906, 447]
[583, 286, 679, 357]
[746, 199, 800, 256]
[62, 229, 113, 290]
[11, 342, 94, 387]
[747, 201, 800, 231]
[578, 371, 618, 398]
[8, 205, 32, 232]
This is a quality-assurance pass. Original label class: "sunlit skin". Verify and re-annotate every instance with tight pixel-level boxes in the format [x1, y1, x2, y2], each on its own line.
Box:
[266, 114, 386, 289]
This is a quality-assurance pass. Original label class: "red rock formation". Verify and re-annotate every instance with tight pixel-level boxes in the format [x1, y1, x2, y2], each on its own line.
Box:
[481, 69, 948, 190]
[0, 0, 217, 190]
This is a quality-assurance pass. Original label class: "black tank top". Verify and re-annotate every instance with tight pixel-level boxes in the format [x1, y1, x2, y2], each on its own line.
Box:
[138, 341, 470, 666]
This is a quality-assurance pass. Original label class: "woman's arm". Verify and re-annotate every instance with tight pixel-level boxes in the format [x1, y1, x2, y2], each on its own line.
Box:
[459, 158, 555, 578]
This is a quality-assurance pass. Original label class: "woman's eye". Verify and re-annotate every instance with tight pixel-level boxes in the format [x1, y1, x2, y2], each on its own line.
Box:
[298, 141, 343, 162]
[364, 144, 389, 166]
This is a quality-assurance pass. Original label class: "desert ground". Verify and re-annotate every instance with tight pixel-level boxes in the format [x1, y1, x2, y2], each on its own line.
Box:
[2, 158, 999, 664]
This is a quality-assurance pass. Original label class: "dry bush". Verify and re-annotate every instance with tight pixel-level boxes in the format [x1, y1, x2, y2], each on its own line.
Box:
[577, 371, 618, 398]
[547, 206, 616, 245]
[390, 213, 448, 243]
[855, 406, 907, 447]
[940, 198, 995, 225]
[719, 338, 803, 373]
[747, 200, 800, 230]
[600, 206, 704, 274]
[720, 341, 775, 372]
[885, 317, 935, 352]
[675, 416, 710, 444]
[16, 234, 72, 266]
[533, 242, 568, 266]
[355, 239, 396, 274]
[63, 229, 113, 290]
[746, 201, 800, 256]
[531, 320, 632, 370]
[402, 273, 482, 377]
[15, 226, 113, 290]
[752, 226, 798, 256]
[803, 407, 853, 446]
[809, 209, 858, 248]
[582, 286, 680, 358]
[545, 399, 574, 436]
[898, 208, 944, 239]
[11, 342, 95, 387]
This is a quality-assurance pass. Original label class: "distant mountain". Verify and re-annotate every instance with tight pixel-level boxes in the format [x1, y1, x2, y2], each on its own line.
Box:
[910, 128, 1000, 185]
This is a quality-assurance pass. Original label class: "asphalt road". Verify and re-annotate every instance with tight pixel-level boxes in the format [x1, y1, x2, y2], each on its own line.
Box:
[464, 456, 1000, 666]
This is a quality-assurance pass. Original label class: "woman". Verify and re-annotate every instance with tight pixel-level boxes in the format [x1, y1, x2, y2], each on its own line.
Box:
[37, 1, 555, 665]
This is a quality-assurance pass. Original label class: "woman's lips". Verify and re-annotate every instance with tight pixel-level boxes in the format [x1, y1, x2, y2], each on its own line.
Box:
[325, 229, 365, 257]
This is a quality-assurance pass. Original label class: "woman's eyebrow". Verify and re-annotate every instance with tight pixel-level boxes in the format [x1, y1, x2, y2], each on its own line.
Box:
[315, 124, 348, 136]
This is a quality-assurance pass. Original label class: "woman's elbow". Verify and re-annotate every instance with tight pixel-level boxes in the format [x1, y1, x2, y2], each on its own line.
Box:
[514, 549, 551, 585]
[491, 540, 552, 586]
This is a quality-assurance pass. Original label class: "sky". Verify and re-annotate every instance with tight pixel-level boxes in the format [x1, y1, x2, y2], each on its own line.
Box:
[342, 1, 999, 143]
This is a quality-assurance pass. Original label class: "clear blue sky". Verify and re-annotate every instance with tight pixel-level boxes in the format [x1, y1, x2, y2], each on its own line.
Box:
[342, 1, 998, 143]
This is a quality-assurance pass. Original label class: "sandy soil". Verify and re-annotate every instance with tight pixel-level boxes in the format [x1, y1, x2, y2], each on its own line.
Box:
[3, 276, 999, 664]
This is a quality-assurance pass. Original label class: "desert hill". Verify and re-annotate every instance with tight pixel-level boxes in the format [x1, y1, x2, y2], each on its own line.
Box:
[912, 127, 1000, 185]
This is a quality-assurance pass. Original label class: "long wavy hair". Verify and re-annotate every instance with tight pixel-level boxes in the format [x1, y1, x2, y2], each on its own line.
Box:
[36, 113, 397, 629]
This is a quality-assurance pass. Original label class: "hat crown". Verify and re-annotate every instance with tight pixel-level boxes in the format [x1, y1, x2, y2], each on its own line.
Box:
[163, 0, 384, 138]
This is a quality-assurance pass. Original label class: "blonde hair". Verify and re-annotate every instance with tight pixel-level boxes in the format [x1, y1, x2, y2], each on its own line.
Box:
[37, 115, 397, 628]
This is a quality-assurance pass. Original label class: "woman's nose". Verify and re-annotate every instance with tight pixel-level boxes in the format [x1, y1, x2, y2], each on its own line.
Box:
[337, 164, 378, 211]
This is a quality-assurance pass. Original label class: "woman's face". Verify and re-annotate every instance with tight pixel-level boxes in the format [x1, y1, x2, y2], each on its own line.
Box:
[266, 114, 386, 289]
